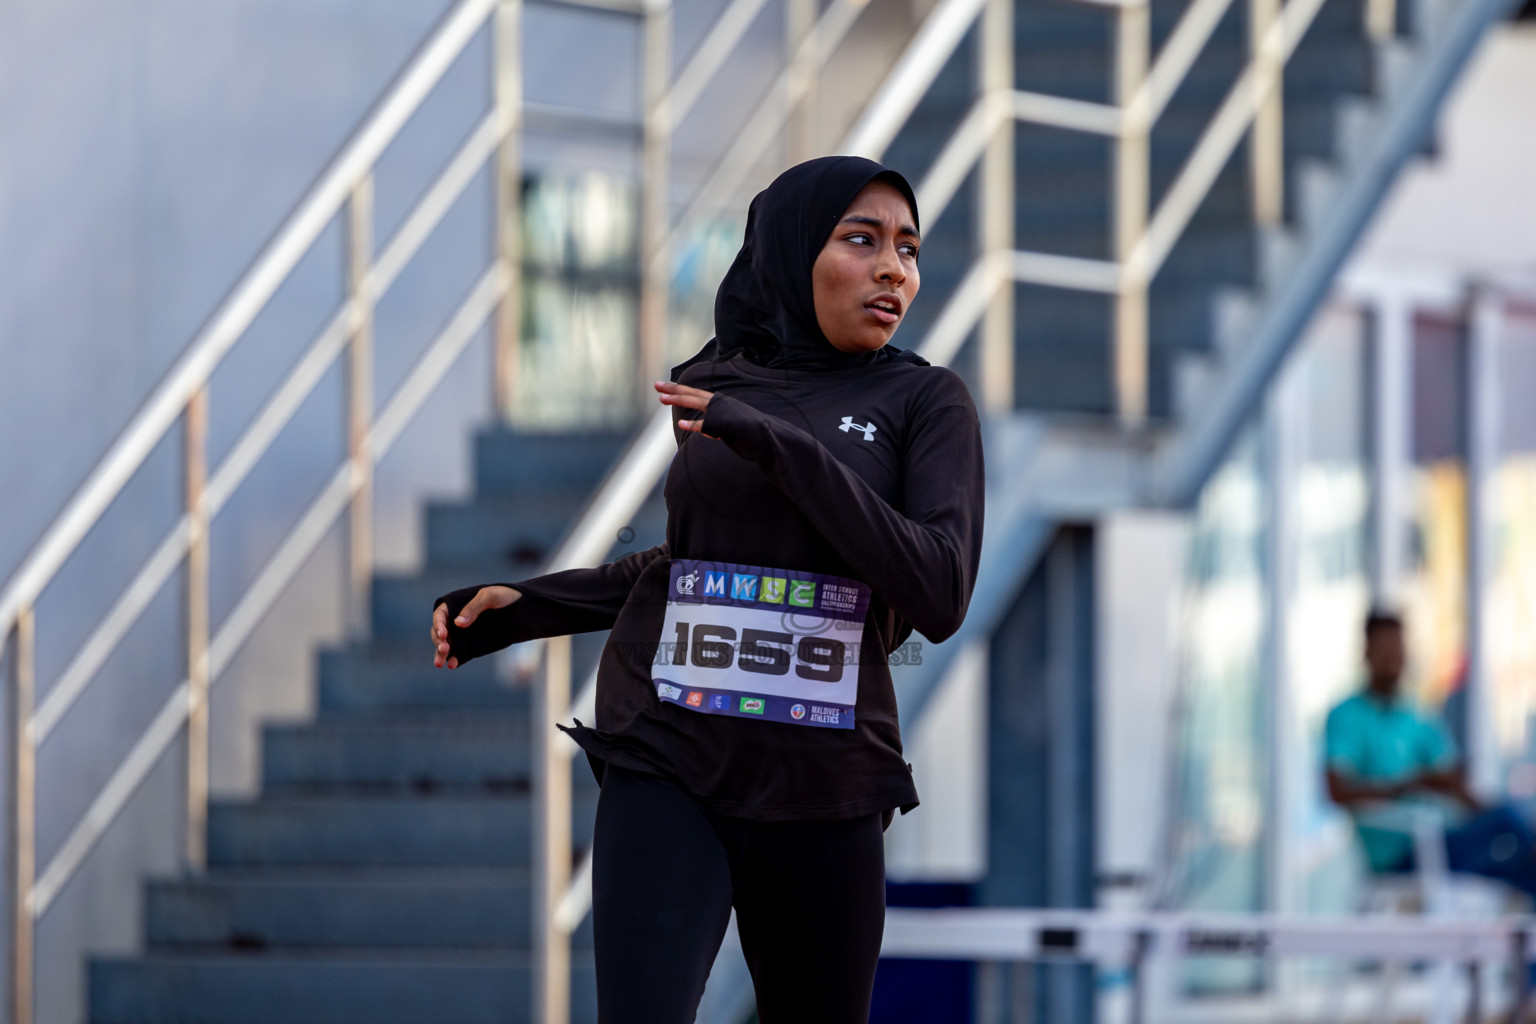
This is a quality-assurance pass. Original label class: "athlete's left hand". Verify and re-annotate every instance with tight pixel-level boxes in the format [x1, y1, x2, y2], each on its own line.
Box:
[654, 381, 721, 439]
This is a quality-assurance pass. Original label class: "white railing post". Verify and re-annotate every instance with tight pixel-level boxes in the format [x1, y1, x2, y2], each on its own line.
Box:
[184, 389, 211, 872]
[979, 0, 1015, 413]
[639, 0, 673, 403]
[494, 0, 524, 420]
[1366, 0, 1396, 41]
[534, 635, 574, 1024]
[346, 177, 376, 640]
[1114, 0, 1151, 426]
[1250, 0, 1284, 225]
[786, 0, 820, 163]
[5, 609, 33, 1024]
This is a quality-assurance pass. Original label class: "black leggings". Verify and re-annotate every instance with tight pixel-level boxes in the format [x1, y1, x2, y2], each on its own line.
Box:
[591, 764, 887, 1024]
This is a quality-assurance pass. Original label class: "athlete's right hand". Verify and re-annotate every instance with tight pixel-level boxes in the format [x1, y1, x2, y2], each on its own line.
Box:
[431, 585, 521, 669]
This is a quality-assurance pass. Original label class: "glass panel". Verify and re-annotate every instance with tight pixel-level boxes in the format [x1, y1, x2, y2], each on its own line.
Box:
[1489, 303, 1536, 798]
[1169, 431, 1267, 993]
[671, 215, 745, 367]
[1286, 305, 1372, 914]
[512, 172, 641, 428]
[515, 276, 637, 428]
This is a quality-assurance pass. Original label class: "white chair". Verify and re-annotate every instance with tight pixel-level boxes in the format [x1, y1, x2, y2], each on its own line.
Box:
[1353, 806, 1511, 1024]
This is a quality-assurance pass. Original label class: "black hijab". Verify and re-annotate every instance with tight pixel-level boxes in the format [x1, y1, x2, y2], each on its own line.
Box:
[671, 155, 930, 380]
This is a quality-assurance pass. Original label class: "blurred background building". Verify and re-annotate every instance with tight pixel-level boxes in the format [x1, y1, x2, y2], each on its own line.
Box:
[0, 0, 1534, 1020]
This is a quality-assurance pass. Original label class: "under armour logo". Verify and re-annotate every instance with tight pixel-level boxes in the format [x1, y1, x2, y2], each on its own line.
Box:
[839, 416, 877, 441]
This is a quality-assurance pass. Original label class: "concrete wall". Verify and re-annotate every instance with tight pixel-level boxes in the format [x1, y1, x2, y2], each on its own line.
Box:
[1356, 23, 1536, 275]
[1095, 514, 1188, 910]
[0, 3, 540, 1021]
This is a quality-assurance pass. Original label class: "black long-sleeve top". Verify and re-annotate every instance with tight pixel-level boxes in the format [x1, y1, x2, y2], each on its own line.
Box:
[436, 349, 985, 821]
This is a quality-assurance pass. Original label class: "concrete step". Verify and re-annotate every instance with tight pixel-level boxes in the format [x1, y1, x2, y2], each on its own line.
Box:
[472, 427, 629, 497]
[207, 796, 596, 868]
[143, 868, 593, 950]
[1009, 0, 1351, 51]
[1014, 34, 1370, 103]
[369, 573, 619, 664]
[423, 491, 582, 572]
[1372, 37, 1420, 99]
[316, 643, 528, 714]
[1256, 227, 1303, 294]
[997, 220, 1257, 287]
[1295, 159, 1344, 231]
[261, 714, 533, 794]
[1173, 350, 1221, 421]
[424, 492, 666, 574]
[1209, 285, 1262, 364]
[902, 91, 1351, 183]
[89, 950, 597, 1024]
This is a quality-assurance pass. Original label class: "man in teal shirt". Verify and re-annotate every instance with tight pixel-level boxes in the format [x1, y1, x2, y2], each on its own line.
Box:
[1325, 611, 1536, 897]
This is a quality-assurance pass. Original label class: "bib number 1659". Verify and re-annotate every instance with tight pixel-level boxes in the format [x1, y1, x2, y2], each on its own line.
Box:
[669, 622, 844, 683]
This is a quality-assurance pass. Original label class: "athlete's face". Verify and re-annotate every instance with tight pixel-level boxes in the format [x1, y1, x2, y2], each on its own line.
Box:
[811, 181, 920, 355]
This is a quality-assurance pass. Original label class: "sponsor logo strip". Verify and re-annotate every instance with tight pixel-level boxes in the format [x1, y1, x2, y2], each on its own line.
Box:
[653, 681, 854, 730]
[668, 559, 869, 620]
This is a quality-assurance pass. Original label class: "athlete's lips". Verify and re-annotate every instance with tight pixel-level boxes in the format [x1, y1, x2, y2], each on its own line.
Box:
[864, 292, 903, 325]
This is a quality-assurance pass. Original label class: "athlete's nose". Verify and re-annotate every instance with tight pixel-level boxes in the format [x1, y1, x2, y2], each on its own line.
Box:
[874, 243, 906, 287]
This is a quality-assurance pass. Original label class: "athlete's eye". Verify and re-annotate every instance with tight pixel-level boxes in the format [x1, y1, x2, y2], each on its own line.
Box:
[900, 242, 920, 260]
[845, 232, 873, 246]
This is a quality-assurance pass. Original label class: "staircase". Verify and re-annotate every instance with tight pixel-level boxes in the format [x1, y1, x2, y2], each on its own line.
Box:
[87, 431, 664, 1024]
[889, 0, 1378, 417]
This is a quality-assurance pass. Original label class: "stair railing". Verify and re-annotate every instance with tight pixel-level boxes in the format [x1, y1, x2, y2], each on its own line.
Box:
[848, 0, 1354, 425]
[0, 0, 910, 1018]
[0, 2, 519, 1018]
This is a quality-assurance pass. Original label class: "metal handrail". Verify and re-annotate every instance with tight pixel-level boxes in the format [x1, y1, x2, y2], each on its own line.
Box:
[656, 0, 885, 263]
[0, 0, 887, 671]
[846, 0, 1333, 424]
[0, 0, 498, 646]
[2, 0, 517, 1015]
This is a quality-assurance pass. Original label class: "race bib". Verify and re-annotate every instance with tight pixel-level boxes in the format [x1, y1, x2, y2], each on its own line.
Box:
[652, 559, 870, 729]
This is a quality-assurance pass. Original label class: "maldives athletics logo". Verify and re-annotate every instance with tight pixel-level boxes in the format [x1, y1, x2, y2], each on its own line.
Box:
[790, 703, 807, 721]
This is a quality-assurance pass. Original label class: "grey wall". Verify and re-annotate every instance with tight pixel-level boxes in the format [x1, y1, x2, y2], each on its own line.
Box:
[0, 4, 513, 1021]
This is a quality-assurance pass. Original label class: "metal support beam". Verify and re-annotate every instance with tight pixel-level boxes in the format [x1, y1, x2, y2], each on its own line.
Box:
[346, 177, 375, 640]
[494, 0, 524, 420]
[979, 0, 1015, 413]
[184, 388, 211, 872]
[6, 608, 33, 1024]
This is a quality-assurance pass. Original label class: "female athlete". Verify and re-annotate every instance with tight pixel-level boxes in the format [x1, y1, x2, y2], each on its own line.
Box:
[430, 154, 985, 1023]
